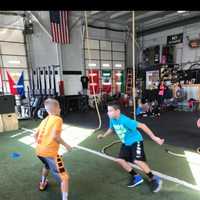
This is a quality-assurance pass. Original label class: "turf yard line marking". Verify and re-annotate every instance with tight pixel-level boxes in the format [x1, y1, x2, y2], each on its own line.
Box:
[21, 128, 36, 133]
[75, 145, 200, 192]
[10, 131, 28, 138]
[11, 128, 36, 138]
[20, 127, 200, 192]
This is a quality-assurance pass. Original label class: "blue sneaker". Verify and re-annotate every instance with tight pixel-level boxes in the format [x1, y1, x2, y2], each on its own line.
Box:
[128, 174, 144, 188]
[150, 175, 162, 192]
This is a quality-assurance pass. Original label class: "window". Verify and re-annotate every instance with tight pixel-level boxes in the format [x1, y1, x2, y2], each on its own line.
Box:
[0, 42, 26, 55]
[0, 27, 29, 96]
[0, 28, 24, 42]
[101, 61, 112, 69]
[84, 38, 125, 70]
[100, 41, 111, 50]
[85, 49, 99, 60]
[112, 42, 125, 51]
[85, 60, 100, 69]
[85, 39, 99, 49]
[2, 55, 27, 68]
[101, 51, 111, 60]
[84, 38, 125, 95]
[113, 52, 125, 61]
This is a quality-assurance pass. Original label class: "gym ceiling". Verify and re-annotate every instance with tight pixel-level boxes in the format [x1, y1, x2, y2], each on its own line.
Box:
[1, 11, 200, 37]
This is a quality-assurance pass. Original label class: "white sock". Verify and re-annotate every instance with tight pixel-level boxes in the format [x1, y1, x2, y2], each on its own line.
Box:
[62, 192, 68, 200]
[41, 176, 46, 183]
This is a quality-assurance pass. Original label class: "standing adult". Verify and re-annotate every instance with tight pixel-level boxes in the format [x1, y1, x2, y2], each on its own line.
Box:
[157, 80, 166, 108]
[80, 75, 89, 95]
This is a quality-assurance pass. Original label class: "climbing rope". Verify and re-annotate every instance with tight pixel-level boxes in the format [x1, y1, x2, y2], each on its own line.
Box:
[84, 11, 102, 131]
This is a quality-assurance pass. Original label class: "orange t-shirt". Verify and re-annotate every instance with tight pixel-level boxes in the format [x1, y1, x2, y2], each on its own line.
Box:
[36, 115, 63, 157]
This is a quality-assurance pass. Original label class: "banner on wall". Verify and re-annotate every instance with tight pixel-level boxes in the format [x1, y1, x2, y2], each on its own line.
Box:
[102, 70, 112, 94]
[6, 70, 25, 96]
[167, 33, 183, 45]
[16, 71, 25, 96]
[120, 71, 125, 93]
[113, 70, 124, 94]
[88, 69, 100, 95]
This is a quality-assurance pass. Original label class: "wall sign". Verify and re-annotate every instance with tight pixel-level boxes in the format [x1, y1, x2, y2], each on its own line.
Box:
[102, 70, 112, 94]
[88, 69, 100, 95]
[113, 70, 124, 94]
[167, 33, 183, 45]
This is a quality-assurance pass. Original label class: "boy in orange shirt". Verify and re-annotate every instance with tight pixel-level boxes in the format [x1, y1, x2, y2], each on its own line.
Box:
[34, 98, 72, 200]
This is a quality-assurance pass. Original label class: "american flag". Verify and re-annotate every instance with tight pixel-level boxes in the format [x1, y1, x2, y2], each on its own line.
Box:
[49, 11, 70, 44]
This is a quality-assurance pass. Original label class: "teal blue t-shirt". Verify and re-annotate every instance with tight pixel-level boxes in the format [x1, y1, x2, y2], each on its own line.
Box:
[109, 114, 143, 145]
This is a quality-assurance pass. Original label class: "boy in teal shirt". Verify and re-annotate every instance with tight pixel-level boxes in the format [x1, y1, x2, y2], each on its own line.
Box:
[97, 102, 164, 193]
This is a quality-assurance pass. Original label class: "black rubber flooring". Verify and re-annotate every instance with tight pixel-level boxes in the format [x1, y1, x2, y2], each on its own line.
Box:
[63, 108, 200, 151]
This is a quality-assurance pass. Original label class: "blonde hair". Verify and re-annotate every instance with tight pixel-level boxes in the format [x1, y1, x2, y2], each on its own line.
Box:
[44, 98, 60, 113]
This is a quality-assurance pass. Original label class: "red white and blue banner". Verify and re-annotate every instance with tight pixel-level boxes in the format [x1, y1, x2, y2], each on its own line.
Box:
[6, 70, 25, 96]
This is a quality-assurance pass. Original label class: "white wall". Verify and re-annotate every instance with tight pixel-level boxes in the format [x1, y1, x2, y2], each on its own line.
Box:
[29, 21, 59, 67]
[61, 22, 83, 71]
[27, 11, 59, 67]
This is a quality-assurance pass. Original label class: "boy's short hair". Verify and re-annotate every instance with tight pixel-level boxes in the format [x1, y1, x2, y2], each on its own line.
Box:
[107, 101, 121, 110]
[44, 98, 59, 106]
[44, 98, 60, 113]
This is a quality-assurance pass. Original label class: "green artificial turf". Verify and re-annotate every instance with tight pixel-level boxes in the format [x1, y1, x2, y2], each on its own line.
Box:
[0, 119, 200, 200]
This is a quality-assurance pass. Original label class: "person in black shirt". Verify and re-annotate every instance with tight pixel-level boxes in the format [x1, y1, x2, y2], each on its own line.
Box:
[81, 76, 89, 95]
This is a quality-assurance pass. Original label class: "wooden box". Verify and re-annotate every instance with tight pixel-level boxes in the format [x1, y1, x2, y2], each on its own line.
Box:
[0, 115, 3, 132]
[2, 113, 19, 132]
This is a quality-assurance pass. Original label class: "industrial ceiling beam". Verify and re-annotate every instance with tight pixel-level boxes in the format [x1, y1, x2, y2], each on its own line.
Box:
[110, 11, 130, 19]
[136, 11, 167, 20]
[140, 12, 183, 28]
[0, 11, 25, 17]
[72, 12, 127, 27]
[26, 11, 52, 39]
[137, 14, 200, 37]
[90, 11, 101, 15]
[128, 11, 176, 22]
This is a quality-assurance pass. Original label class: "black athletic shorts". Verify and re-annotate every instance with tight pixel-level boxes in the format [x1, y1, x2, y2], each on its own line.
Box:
[118, 141, 146, 162]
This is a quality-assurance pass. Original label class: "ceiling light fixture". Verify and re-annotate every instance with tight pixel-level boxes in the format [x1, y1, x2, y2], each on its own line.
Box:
[8, 60, 21, 64]
[177, 11, 187, 13]
[102, 63, 110, 67]
[88, 63, 97, 67]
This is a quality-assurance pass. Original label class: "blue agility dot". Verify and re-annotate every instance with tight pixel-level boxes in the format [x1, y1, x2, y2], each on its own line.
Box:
[10, 152, 21, 159]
